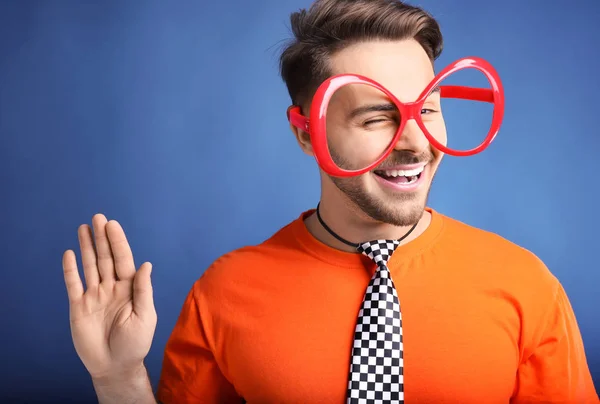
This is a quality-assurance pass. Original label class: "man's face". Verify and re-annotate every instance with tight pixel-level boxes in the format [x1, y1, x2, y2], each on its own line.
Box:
[319, 39, 447, 227]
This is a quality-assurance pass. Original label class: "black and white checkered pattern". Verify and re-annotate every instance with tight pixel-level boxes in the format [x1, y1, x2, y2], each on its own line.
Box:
[347, 239, 404, 404]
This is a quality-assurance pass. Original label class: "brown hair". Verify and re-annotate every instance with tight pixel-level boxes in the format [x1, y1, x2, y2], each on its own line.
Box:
[279, 0, 444, 108]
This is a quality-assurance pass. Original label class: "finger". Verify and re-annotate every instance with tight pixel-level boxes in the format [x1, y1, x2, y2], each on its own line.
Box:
[77, 224, 99, 288]
[62, 250, 84, 303]
[133, 262, 155, 319]
[105, 220, 136, 281]
[92, 214, 116, 283]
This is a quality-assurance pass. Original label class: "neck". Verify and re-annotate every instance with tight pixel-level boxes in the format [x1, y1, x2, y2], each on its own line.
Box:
[304, 198, 431, 253]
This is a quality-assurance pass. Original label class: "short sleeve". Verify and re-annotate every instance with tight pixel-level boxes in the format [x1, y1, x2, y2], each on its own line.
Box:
[156, 285, 242, 404]
[512, 282, 598, 403]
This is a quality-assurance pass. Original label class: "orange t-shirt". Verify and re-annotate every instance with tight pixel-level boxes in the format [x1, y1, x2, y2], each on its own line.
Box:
[156, 208, 598, 403]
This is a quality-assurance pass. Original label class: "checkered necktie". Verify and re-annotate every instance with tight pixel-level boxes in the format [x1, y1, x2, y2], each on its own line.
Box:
[347, 239, 404, 404]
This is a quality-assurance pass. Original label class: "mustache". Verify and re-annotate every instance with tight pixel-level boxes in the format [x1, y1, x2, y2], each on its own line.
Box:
[375, 151, 433, 169]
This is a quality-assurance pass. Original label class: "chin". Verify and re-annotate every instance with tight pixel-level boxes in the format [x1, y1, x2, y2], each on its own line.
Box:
[382, 197, 427, 226]
[328, 170, 431, 227]
[354, 187, 429, 227]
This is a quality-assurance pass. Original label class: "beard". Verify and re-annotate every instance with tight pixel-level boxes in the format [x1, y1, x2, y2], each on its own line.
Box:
[328, 149, 435, 227]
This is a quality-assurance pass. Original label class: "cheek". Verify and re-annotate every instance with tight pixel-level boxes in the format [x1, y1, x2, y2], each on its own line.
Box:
[327, 124, 392, 170]
[423, 118, 448, 146]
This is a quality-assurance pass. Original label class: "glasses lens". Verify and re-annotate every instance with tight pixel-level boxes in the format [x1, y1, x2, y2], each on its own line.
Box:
[324, 83, 400, 172]
[426, 67, 496, 152]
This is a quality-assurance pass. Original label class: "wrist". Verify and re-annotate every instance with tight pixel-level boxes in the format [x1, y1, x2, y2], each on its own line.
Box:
[92, 363, 155, 404]
[92, 362, 149, 388]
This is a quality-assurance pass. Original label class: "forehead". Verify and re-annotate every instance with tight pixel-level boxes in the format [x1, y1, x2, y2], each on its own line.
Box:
[328, 39, 435, 103]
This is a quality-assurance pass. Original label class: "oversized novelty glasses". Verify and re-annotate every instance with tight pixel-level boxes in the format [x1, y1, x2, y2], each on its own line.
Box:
[287, 57, 505, 177]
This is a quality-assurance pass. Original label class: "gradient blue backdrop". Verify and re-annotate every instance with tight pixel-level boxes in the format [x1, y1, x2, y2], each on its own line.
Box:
[1, 0, 598, 401]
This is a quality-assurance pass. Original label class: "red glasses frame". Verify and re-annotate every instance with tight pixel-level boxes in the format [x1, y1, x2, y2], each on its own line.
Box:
[287, 57, 505, 177]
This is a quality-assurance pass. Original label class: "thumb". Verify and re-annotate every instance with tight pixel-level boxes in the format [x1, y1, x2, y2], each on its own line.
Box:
[133, 262, 155, 319]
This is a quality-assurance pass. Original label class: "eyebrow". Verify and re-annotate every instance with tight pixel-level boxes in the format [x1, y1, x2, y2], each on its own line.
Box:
[429, 86, 441, 95]
[348, 103, 397, 119]
[347, 86, 441, 119]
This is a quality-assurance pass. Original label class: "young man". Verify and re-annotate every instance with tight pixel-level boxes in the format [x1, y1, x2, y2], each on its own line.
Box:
[62, 0, 598, 403]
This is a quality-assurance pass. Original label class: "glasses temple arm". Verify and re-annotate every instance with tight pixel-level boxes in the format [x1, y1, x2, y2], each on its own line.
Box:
[439, 85, 495, 103]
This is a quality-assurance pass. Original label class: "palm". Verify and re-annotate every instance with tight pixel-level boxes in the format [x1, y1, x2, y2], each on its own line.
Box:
[63, 214, 156, 380]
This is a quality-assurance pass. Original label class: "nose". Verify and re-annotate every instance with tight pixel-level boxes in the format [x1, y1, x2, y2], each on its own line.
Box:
[393, 118, 430, 154]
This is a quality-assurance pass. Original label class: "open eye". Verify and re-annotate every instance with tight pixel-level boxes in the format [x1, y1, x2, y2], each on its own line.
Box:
[421, 108, 438, 114]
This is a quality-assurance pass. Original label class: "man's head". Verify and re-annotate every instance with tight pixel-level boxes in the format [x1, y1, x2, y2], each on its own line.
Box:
[280, 0, 445, 227]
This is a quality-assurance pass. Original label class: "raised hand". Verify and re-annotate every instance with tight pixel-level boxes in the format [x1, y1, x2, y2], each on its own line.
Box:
[62, 214, 157, 382]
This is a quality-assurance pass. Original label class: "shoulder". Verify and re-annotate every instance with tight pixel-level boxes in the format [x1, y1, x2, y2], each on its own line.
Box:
[435, 211, 566, 342]
[191, 213, 303, 296]
[435, 210, 559, 291]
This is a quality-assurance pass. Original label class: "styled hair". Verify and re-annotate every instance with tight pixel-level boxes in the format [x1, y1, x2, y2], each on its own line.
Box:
[279, 0, 444, 107]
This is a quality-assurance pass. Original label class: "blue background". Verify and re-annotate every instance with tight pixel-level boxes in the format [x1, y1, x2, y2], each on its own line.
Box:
[1, 0, 598, 401]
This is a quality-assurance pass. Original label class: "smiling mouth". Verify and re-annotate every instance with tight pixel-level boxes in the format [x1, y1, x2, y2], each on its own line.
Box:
[373, 166, 425, 185]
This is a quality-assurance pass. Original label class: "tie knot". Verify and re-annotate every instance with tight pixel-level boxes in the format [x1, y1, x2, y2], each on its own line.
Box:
[357, 239, 400, 267]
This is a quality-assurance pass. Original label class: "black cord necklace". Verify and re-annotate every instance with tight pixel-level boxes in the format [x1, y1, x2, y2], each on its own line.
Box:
[315, 203, 419, 250]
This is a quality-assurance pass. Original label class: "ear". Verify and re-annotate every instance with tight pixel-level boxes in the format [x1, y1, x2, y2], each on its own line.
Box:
[287, 105, 314, 156]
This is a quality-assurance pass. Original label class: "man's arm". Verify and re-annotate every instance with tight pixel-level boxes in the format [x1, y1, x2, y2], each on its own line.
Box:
[156, 282, 242, 403]
[512, 282, 598, 403]
[92, 364, 157, 404]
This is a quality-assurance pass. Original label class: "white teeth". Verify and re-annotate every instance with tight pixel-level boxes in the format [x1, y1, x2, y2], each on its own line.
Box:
[381, 166, 425, 177]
